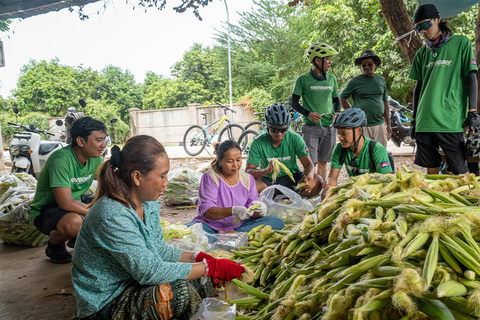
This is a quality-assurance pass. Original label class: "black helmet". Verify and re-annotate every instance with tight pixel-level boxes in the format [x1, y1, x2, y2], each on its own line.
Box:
[265, 103, 291, 127]
[333, 108, 367, 129]
[466, 133, 480, 158]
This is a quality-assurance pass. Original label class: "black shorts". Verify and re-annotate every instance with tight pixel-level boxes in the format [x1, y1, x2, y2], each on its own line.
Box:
[34, 193, 95, 236]
[259, 172, 305, 193]
[414, 132, 468, 174]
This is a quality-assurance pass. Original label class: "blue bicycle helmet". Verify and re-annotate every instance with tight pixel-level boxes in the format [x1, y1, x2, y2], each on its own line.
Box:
[333, 108, 367, 129]
[265, 103, 291, 127]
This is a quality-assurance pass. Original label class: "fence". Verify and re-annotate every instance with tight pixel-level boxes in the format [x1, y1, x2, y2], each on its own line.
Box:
[129, 103, 255, 145]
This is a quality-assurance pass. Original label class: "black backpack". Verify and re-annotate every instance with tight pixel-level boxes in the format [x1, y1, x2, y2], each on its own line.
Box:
[338, 139, 395, 176]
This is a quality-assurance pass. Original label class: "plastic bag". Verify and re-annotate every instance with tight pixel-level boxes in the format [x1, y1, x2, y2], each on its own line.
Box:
[259, 184, 314, 224]
[205, 231, 248, 252]
[167, 223, 208, 252]
[163, 167, 201, 207]
[0, 173, 48, 247]
[191, 298, 236, 320]
[167, 223, 247, 252]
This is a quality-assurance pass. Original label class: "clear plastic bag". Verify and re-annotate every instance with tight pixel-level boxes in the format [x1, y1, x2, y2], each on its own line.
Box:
[167, 223, 248, 252]
[259, 184, 314, 224]
[205, 231, 248, 252]
[163, 167, 201, 207]
[168, 223, 208, 252]
[191, 298, 236, 320]
[0, 174, 48, 247]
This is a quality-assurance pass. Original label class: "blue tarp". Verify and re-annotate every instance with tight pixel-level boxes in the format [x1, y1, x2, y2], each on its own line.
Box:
[419, 0, 480, 18]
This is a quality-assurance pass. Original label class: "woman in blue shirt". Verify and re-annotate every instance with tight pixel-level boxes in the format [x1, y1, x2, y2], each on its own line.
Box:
[72, 135, 243, 320]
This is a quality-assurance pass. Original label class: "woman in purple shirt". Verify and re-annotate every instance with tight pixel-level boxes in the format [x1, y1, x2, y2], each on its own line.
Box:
[190, 140, 284, 233]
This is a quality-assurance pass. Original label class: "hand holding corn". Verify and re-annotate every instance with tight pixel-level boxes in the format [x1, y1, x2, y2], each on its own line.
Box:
[232, 206, 252, 221]
[250, 201, 267, 216]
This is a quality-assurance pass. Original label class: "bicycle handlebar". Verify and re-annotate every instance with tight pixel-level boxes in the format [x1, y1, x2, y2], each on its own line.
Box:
[216, 102, 236, 114]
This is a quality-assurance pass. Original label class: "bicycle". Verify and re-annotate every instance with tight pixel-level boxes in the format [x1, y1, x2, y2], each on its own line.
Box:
[183, 103, 245, 156]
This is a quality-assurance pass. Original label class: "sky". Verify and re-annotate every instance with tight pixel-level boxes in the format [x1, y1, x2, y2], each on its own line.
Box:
[0, 0, 253, 98]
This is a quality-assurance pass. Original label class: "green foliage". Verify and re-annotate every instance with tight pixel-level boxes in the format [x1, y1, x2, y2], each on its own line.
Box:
[0, 112, 49, 145]
[14, 59, 82, 116]
[143, 78, 210, 109]
[240, 88, 274, 112]
[83, 99, 130, 144]
[92, 65, 144, 123]
[0, 20, 10, 32]
[171, 43, 228, 103]
[215, 0, 315, 102]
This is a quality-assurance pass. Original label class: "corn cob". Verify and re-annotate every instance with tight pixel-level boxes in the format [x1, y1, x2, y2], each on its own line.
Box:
[438, 241, 463, 275]
[436, 280, 468, 298]
[423, 234, 439, 291]
[231, 279, 269, 300]
[401, 232, 430, 258]
[416, 298, 455, 320]
[271, 159, 295, 182]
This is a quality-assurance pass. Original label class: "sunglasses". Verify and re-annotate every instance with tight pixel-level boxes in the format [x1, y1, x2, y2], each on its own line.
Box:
[414, 19, 433, 33]
[269, 126, 288, 134]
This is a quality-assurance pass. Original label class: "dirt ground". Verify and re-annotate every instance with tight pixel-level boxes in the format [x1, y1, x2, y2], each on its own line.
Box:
[0, 155, 421, 320]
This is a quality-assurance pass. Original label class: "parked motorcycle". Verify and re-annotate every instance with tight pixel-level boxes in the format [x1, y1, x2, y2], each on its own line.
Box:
[388, 96, 415, 148]
[5, 120, 66, 178]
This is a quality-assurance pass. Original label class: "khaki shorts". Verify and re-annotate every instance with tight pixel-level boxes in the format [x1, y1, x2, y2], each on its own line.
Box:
[363, 124, 387, 147]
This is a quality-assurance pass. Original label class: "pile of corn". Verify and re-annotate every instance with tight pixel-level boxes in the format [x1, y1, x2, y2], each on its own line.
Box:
[229, 169, 480, 320]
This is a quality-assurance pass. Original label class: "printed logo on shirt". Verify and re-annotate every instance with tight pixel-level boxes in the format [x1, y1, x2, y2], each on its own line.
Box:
[267, 156, 291, 163]
[346, 164, 370, 174]
[425, 60, 452, 69]
[304, 146, 309, 153]
[310, 85, 332, 91]
[472, 59, 477, 66]
[70, 174, 93, 184]
[379, 161, 390, 168]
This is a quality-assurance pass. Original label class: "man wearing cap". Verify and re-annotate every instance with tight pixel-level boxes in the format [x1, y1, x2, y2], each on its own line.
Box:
[339, 50, 391, 148]
[409, 4, 478, 175]
[291, 42, 341, 183]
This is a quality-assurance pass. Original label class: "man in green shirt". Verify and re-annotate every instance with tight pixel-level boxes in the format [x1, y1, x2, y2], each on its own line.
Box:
[340, 50, 392, 147]
[323, 108, 392, 197]
[409, 4, 478, 174]
[246, 103, 323, 198]
[291, 42, 341, 183]
[32, 117, 106, 264]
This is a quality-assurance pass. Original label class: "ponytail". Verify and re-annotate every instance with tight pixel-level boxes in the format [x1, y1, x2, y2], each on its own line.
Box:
[93, 135, 166, 210]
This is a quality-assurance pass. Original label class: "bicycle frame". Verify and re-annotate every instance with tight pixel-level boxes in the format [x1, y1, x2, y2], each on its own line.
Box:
[190, 113, 230, 146]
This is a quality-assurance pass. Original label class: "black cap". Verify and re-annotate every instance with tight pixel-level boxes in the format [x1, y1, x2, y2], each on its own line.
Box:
[413, 4, 440, 24]
[354, 50, 381, 67]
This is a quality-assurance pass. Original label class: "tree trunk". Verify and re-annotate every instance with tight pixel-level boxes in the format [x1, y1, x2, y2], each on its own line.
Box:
[476, 3, 480, 108]
[378, 0, 423, 64]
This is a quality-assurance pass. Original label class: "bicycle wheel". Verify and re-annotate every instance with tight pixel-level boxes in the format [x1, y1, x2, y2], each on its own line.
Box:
[237, 129, 259, 154]
[218, 124, 245, 143]
[183, 125, 207, 156]
[244, 121, 262, 132]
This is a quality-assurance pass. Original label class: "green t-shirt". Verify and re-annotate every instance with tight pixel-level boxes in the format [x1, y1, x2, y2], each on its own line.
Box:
[292, 71, 339, 126]
[340, 74, 388, 126]
[330, 137, 392, 176]
[409, 34, 477, 133]
[31, 145, 103, 218]
[246, 130, 309, 179]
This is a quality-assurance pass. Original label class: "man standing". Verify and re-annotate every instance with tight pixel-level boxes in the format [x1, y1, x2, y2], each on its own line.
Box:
[291, 42, 341, 182]
[340, 50, 392, 147]
[32, 117, 106, 264]
[409, 4, 479, 174]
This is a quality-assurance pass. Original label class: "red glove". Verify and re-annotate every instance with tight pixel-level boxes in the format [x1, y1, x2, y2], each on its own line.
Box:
[195, 251, 214, 263]
[206, 259, 244, 282]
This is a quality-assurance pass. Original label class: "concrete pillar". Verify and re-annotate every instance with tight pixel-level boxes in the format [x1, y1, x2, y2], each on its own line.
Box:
[129, 108, 140, 137]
